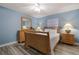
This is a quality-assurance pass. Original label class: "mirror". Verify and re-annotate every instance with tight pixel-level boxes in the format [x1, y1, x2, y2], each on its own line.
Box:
[21, 16, 32, 30]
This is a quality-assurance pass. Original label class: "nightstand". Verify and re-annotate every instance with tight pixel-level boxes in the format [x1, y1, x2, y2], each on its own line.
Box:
[61, 33, 75, 45]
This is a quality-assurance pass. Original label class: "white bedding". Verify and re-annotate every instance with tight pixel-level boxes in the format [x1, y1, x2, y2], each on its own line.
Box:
[35, 33, 47, 36]
[44, 28, 60, 50]
[49, 32, 59, 50]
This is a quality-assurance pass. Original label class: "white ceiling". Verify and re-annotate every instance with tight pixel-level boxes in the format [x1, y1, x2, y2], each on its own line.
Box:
[0, 3, 79, 18]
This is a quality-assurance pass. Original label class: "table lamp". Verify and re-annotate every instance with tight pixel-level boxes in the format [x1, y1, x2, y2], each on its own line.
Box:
[64, 23, 73, 33]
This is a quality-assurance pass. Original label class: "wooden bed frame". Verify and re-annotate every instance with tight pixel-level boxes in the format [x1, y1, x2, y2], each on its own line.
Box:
[24, 31, 59, 54]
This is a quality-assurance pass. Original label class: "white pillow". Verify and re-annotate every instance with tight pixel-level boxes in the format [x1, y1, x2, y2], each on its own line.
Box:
[44, 29, 52, 32]
[44, 29, 57, 33]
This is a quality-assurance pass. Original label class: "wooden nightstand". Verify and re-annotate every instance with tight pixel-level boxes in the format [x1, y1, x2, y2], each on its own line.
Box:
[61, 33, 75, 45]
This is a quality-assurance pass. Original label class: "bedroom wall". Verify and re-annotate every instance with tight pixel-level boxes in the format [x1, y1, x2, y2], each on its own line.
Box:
[0, 6, 26, 45]
[32, 17, 46, 29]
[32, 9, 79, 43]
[58, 9, 79, 43]
[1, 5, 79, 45]
[32, 14, 60, 29]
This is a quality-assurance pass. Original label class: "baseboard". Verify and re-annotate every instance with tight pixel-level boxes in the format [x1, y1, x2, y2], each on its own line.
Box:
[0, 41, 17, 47]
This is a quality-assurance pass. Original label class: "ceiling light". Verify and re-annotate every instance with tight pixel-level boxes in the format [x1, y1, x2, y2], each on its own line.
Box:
[34, 6, 40, 12]
[32, 3, 40, 13]
[35, 3, 39, 7]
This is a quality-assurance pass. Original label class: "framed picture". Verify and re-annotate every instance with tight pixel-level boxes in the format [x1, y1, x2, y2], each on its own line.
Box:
[46, 18, 59, 29]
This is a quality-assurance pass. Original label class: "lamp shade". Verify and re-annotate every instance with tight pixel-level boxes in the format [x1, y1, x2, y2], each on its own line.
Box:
[64, 23, 73, 27]
[64, 23, 73, 30]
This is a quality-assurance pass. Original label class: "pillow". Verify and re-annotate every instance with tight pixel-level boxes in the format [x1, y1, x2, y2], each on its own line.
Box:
[44, 29, 57, 33]
[44, 29, 52, 32]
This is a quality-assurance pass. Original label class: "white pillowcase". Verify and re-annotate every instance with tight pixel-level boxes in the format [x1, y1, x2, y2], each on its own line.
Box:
[44, 29, 57, 33]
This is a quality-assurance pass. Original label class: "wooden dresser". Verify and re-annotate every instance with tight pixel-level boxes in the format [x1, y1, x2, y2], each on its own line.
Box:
[17, 29, 34, 43]
[61, 33, 75, 45]
[17, 30, 26, 43]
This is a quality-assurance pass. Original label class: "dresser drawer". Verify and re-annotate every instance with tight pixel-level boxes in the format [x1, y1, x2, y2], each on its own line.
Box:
[61, 33, 75, 45]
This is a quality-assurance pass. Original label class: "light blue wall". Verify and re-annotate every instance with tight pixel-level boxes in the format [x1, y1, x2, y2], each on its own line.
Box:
[1, 5, 79, 45]
[0, 6, 26, 45]
[58, 9, 79, 29]
[32, 17, 46, 29]
[32, 9, 79, 43]
[32, 13, 60, 29]
[58, 9, 79, 43]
